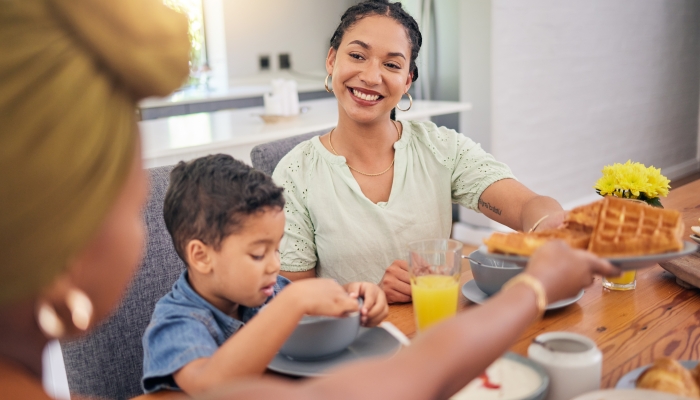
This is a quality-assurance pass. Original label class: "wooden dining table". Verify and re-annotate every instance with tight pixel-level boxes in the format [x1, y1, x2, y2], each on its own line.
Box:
[385, 179, 700, 389]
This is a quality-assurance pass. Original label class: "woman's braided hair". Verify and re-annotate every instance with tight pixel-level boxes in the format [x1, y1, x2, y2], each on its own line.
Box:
[330, 0, 422, 83]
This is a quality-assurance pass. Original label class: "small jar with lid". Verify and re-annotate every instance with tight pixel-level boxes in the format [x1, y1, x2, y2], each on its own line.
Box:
[527, 332, 602, 400]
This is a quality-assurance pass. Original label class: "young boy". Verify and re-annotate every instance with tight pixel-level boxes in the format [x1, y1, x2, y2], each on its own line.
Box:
[142, 155, 388, 395]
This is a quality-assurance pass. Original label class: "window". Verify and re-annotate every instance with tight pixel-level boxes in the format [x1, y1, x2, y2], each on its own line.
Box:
[163, 0, 208, 89]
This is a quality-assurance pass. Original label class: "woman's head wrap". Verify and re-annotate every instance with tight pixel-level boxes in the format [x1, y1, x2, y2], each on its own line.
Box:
[0, 0, 189, 305]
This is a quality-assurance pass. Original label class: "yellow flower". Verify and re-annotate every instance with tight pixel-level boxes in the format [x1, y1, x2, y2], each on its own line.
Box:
[645, 165, 670, 198]
[595, 160, 669, 201]
[614, 161, 648, 197]
[594, 173, 617, 196]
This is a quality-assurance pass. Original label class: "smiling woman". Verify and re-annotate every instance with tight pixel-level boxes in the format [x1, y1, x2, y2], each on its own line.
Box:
[271, 0, 568, 304]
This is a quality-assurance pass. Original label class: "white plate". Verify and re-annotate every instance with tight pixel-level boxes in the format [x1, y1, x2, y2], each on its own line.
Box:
[690, 235, 700, 245]
[478, 242, 699, 271]
[615, 360, 699, 389]
[267, 326, 401, 377]
[461, 280, 584, 311]
[572, 388, 695, 400]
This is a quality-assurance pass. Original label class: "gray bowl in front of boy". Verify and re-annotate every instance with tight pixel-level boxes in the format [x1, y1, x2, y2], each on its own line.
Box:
[279, 298, 363, 361]
[469, 249, 523, 296]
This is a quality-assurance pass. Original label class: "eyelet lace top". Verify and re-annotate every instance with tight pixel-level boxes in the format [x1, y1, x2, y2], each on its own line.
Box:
[271, 120, 515, 284]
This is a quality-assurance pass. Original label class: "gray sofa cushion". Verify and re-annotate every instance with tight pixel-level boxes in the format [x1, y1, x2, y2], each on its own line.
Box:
[61, 165, 185, 400]
[250, 129, 328, 175]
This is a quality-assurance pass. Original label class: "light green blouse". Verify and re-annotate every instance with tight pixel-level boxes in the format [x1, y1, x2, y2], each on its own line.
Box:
[272, 120, 515, 285]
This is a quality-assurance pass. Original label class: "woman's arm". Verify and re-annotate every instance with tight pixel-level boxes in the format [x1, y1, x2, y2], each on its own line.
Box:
[280, 269, 316, 281]
[213, 242, 619, 400]
[478, 178, 565, 232]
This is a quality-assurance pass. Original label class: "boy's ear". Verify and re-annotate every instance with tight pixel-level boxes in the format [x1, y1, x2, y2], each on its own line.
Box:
[186, 239, 213, 274]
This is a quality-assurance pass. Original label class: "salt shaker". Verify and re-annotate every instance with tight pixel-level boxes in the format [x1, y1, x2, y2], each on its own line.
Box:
[527, 332, 602, 400]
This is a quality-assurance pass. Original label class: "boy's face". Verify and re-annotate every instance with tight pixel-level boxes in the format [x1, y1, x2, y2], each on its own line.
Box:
[209, 207, 285, 308]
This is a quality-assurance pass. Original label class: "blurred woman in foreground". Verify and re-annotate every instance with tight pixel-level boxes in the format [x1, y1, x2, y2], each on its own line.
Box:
[0, 1, 619, 399]
[0, 0, 189, 397]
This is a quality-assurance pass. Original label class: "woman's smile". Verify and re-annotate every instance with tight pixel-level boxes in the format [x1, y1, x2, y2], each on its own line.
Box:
[348, 86, 384, 105]
[326, 15, 413, 124]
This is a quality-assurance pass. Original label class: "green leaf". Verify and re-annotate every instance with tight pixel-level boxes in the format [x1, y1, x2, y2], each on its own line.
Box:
[647, 197, 664, 208]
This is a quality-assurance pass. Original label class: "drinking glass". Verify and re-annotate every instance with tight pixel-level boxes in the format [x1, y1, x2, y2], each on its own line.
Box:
[408, 239, 462, 332]
[602, 270, 636, 291]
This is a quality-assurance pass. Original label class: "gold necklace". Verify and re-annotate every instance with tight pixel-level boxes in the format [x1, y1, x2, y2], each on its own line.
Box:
[328, 121, 402, 177]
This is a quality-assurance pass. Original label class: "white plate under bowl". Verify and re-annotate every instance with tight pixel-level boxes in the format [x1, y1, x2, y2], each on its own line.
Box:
[267, 326, 401, 377]
[461, 280, 584, 311]
[615, 360, 699, 389]
[690, 235, 700, 245]
[572, 388, 695, 400]
[478, 242, 699, 271]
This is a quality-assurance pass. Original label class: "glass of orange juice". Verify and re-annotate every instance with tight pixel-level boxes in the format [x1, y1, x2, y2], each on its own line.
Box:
[602, 270, 636, 291]
[408, 239, 462, 332]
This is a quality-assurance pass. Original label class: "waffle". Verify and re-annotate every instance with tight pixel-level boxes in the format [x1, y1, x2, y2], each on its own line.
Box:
[588, 196, 684, 257]
[484, 229, 590, 256]
[563, 200, 603, 234]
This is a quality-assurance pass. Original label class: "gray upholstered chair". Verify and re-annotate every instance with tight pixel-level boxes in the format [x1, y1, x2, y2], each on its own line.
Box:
[60, 165, 185, 400]
[250, 129, 328, 175]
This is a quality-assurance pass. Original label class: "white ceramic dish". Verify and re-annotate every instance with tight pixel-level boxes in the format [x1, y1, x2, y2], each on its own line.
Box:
[615, 360, 699, 389]
[478, 242, 699, 271]
[572, 388, 694, 400]
[268, 326, 401, 377]
[450, 352, 549, 400]
[690, 235, 700, 245]
[461, 280, 584, 311]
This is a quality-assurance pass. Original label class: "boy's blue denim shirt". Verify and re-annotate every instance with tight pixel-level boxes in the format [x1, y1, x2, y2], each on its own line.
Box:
[141, 270, 290, 393]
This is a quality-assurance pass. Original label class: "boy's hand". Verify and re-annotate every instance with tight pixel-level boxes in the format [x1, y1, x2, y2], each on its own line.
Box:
[289, 278, 360, 317]
[344, 282, 389, 327]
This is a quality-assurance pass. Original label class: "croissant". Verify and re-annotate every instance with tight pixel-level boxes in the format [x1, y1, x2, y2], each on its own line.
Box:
[636, 358, 700, 398]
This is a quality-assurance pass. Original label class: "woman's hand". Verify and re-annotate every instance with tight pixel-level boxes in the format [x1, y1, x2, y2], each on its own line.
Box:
[532, 210, 568, 231]
[524, 241, 621, 303]
[378, 260, 412, 304]
[344, 282, 389, 327]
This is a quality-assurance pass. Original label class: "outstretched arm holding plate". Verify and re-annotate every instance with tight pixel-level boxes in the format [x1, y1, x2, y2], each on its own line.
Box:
[478, 178, 567, 233]
[214, 241, 621, 400]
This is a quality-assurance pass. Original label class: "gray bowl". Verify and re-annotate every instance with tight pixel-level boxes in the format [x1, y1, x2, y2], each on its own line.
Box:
[468, 249, 523, 296]
[279, 299, 362, 361]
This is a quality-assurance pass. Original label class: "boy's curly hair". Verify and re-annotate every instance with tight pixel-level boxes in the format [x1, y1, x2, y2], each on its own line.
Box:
[163, 154, 285, 262]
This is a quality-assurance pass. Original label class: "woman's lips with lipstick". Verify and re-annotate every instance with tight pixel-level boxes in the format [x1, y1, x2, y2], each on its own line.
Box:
[349, 87, 383, 103]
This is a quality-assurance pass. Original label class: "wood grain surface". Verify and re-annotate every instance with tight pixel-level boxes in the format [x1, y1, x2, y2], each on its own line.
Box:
[386, 179, 700, 389]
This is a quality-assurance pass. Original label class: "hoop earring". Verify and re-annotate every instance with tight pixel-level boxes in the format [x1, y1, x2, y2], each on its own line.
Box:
[37, 301, 65, 339]
[66, 288, 93, 331]
[36, 288, 94, 338]
[325, 74, 333, 93]
[396, 92, 412, 112]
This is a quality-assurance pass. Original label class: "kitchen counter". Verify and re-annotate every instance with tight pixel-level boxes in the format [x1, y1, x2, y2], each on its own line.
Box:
[139, 98, 472, 168]
[138, 72, 331, 120]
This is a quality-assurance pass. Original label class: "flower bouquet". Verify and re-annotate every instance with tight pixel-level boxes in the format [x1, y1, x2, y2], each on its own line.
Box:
[594, 160, 671, 208]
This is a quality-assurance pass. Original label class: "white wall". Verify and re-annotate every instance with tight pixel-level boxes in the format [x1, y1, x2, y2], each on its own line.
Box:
[221, 0, 357, 80]
[459, 0, 491, 151]
[490, 0, 700, 206]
